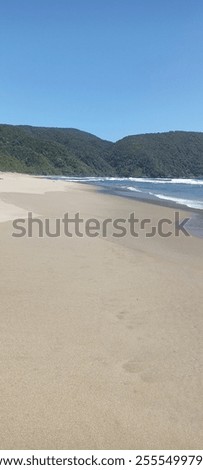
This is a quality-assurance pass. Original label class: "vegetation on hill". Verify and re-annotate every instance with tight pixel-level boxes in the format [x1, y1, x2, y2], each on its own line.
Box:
[0, 125, 203, 177]
[0, 125, 114, 176]
[109, 131, 203, 177]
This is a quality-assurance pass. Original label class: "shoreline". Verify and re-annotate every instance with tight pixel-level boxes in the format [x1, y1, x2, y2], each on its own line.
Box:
[94, 184, 203, 239]
[0, 172, 200, 238]
[96, 184, 203, 213]
[69, 178, 202, 212]
[38, 175, 203, 238]
[41, 174, 203, 212]
[2, 170, 203, 215]
[57, 179, 203, 238]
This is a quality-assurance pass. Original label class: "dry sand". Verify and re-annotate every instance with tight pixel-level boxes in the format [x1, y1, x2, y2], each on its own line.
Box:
[0, 172, 202, 449]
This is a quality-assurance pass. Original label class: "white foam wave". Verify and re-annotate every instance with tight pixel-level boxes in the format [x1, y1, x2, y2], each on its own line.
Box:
[154, 194, 203, 209]
[126, 186, 142, 192]
[49, 176, 203, 185]
[168, 178, 203, 185]
[129, 177, 203, 185]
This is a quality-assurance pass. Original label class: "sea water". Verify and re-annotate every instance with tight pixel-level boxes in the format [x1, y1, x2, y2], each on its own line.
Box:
[50, 176, 203, 211]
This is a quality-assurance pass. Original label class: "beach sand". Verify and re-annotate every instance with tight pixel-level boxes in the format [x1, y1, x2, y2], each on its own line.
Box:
[0, 172, 202, 449]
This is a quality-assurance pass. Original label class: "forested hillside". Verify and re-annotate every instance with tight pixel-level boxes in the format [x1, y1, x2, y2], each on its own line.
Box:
[110, 131, 203, 177]
[0, 125, 203, 177]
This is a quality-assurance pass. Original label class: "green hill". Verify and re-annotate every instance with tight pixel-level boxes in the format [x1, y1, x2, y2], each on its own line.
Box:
[0, 125, 114, 176]
[0, 125, 203, 177]
[109, 131, 203, 177]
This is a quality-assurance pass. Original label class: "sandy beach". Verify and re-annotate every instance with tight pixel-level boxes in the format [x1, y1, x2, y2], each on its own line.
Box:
[0, 172, 202, 449]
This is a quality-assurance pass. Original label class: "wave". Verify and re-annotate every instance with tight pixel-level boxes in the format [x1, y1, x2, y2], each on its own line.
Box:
[49, 176, 203, 185]
[167, 178, 203, 185]
[71, 176, 203, 185]
[153, 194, 203, 209]
[48, 175, 203, 209]
[129, 177, 203, 185]
[125, 186, 142, 192]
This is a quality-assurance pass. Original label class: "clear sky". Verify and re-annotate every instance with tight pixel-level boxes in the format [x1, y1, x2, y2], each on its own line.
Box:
[0, 0, 203, 141]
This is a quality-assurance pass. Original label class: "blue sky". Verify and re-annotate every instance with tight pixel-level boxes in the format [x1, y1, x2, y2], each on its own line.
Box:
[0, 0, 203, 141]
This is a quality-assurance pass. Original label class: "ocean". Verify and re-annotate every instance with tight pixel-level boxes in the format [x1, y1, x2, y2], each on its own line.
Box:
[50, 176, 203, 211]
